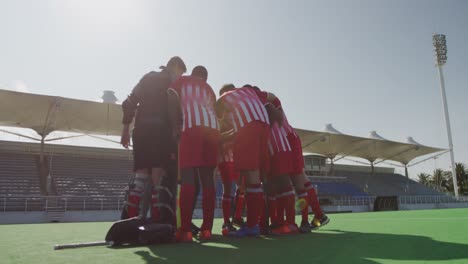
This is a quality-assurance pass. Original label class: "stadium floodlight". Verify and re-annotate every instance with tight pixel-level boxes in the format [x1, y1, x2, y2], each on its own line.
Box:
[433, 34, 459, 197]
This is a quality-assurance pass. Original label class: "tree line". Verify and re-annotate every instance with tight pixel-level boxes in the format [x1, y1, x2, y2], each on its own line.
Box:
[417, 162, 468, 195]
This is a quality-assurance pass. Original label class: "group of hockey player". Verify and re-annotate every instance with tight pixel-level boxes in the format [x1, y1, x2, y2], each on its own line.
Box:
[121, 56, 329, 243]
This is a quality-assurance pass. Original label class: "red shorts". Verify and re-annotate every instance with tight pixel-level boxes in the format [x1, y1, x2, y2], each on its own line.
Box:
[218, 162, 240, 182]
[287, 133, 304, 175]
[233, 121, 270, 172]
[269, 151, 294, 178]
[179, 127, 219, 168]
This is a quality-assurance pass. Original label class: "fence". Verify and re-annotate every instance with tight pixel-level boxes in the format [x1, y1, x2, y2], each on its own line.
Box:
[1, 196, 125, 212]
[2, 195, 467, 213]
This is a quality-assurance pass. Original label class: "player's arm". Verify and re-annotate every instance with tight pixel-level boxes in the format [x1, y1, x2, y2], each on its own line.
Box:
[215, 100, 235, 142]
[121, 75, 146, 148]
[167, 82, 182, 142]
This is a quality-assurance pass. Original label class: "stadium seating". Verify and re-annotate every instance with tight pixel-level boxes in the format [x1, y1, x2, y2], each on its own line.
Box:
[314, 182, 369, 197]
[50, 155, 132, 197]
[336, 171, 442, 196]
[0, 152, 41, 197]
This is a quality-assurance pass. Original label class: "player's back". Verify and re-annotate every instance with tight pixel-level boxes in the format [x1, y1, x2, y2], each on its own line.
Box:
[219, 87, 270, 131]
[170, 75, 218, 131]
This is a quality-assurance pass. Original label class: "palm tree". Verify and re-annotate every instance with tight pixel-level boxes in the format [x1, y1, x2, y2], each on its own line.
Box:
[431, 169, 452, 193]
[417, 173, 431, 186]
[455, 162, 467, 194]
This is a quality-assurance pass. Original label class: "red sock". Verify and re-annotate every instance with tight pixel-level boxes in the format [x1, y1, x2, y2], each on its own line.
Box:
[180, 183, 195, 232]
[297, 189, 309, 222]
[127, 187, 143, 218]
[246, 184, 263, 228]
[151, 189, 159, 222]
[234, 191, 245, 220]
[305, 181, 323, 218]
[127, 192, 141, 218]
[277, 186, 295, 225]
[222, 194, 232, 224]
[201, 187, 215, 231]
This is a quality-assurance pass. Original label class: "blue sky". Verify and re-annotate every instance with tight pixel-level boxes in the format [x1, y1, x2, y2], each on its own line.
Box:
[0, 0, 467, 178]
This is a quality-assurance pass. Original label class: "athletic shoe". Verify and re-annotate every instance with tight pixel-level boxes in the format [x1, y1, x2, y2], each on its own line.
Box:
[176, 230, 193, 243]
[311, 214, 330, 230]
[222, 221, 237, 236]
[299, 220, 312, 233]
[191, 222, 201, 237]
[232, 217, 246, 228]
[199, 230, 212, 241]
[228, 225, 260, 238]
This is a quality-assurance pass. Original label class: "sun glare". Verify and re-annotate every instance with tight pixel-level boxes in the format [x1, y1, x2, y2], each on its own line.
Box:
[64, 0, 142, 28]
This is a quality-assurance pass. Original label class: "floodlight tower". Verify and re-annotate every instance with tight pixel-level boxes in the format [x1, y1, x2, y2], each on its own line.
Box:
[433, 34, 458, 197]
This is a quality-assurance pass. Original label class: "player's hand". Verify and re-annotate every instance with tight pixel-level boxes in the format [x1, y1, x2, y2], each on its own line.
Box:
[121, 126, 131, 148]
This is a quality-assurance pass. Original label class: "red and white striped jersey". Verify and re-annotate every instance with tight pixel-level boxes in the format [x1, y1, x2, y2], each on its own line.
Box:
[268, 122, 292, 155]
[218, 87, 270, 132]
[169, 76, 218, 131]
[272, 97, 298, 138]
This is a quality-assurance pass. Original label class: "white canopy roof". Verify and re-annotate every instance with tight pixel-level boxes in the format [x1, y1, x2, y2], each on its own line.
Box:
[0, 89, 444, 164]
[0, 89, 124, 136]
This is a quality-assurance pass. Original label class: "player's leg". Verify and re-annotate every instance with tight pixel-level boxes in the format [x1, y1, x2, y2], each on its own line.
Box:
[190, 174, 201, 236]
[273, 175, 298, 234]
[178, 168, 196, 242]
[149, 168, 166, 223]
[303, 176, 329, 228]
[232, 177, 246, 227]
[219, 163, 237, 234]
[127, 169, 150, 218]
[290, 173, 312, 232]
[199, 167, 216, 240]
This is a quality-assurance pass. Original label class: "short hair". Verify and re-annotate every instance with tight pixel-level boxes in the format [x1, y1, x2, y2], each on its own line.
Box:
[242, 84, 253, 88]
[252, 86, 260, 91]
[219, 83, 236, 96]
[191, 65, 208, 81]
[164, 56, 187, 73]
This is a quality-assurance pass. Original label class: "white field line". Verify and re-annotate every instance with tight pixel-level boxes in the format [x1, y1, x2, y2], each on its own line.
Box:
[342, 217, 468, 221]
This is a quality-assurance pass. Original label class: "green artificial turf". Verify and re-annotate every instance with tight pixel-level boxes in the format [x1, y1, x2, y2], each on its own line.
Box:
[1, 208, 468, 264]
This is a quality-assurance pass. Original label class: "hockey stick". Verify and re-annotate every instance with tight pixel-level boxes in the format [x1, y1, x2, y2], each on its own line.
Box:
[53, 241, 110, 250]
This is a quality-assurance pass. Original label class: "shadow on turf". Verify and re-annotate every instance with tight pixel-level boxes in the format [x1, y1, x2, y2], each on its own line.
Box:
[129, 231, 468, 264]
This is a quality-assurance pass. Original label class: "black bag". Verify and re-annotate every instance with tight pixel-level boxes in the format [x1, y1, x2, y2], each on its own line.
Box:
[105, 217, 175, 246]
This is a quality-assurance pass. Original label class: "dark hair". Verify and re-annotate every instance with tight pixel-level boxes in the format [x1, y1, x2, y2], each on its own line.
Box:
[219, 84, 236, 96]
[252, 86, 260, 91]
[191, 65, 208, 81]
[162, 56, 187, 73]
[242, 84, 253, 88]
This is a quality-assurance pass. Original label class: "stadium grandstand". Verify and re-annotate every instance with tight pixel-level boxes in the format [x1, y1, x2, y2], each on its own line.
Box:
[1, 89, 467, 224]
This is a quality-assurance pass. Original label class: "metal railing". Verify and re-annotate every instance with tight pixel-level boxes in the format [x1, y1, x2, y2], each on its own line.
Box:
[1, 196, 125, 212]
[1, 194, 467, 213]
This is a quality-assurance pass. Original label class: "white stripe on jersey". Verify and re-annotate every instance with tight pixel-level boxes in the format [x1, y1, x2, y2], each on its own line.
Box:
[277, 128, 287, 151]
[238, 100, 252, 123]
[201, 105, 209, 127]
[193, 101, 201, 126]
[201, 89, 210, 128]
[242, 89, 267, 122]
[236, 90, 260, 121]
